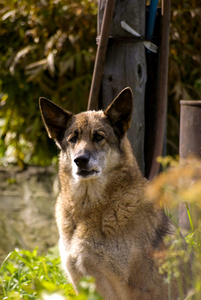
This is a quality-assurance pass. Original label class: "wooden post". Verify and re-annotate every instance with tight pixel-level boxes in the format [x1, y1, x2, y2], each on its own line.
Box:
[98, 0, 147, 173]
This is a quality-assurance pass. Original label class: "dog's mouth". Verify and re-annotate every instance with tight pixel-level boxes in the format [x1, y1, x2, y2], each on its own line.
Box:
[77, 169, 99, 178]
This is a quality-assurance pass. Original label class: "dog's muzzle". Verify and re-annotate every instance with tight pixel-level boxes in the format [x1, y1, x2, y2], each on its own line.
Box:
[74, 151, 90, 169]
[74, 150, 99, 178]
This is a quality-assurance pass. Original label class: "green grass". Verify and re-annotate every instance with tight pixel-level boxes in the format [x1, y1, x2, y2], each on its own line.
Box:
[0, 247, 102, 300]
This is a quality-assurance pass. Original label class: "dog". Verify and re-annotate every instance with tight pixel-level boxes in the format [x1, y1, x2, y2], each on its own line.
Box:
[39, 88, 189, 299]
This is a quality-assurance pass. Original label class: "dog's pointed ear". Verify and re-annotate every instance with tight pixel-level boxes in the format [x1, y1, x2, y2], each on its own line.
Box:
[104, 87, 133, 136]
[39, 97, 72, 144]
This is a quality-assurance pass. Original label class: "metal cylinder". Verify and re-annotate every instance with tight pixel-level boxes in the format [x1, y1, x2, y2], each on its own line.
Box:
[179, 100, 201, 158]
[179, 100, 201, 234]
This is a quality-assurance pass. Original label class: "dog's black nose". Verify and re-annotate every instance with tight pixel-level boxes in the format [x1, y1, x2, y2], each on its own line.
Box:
[74, 152, 90, 168]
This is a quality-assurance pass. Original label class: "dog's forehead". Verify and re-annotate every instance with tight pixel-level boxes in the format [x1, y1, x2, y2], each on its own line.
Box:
[72, 110, 106, 129]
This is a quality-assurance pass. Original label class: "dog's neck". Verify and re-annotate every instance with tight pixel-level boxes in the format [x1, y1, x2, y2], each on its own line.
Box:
[59, 164, 145, 215]
[59, 169, 111, 208]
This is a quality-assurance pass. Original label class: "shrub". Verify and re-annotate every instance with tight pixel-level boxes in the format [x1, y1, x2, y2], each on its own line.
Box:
[146, 156, 201, 299]
[0, 0, 97, 167]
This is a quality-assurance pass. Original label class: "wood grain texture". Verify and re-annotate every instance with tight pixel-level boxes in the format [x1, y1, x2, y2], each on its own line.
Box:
[98, 0, 147, 173]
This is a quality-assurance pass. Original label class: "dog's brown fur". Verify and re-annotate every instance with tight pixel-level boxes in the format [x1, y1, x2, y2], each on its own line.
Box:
[39, 88, 183, 299]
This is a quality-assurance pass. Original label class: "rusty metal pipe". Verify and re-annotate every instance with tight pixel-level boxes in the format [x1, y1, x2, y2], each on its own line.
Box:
[179, 100, 201, 233]
[148, 0, 171, 180]
[179, 100, 201, 158]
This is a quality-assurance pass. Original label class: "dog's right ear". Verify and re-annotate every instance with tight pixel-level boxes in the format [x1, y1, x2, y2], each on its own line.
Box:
[39, 97, 72, 145]
[104, 87, 133, 136]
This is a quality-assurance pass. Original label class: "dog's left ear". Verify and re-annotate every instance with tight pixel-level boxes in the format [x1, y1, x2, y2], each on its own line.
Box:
[104, 87, 133, 136]
[39, 97, 72, 145]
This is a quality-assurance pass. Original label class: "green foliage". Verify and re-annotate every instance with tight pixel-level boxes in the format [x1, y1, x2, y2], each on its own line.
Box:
[0, 248, 102, 300]
[147, 156, 201, 299]
[0, 0, 200, 165]
[168, 0, 201, 155]
[0, 0, 97, 167]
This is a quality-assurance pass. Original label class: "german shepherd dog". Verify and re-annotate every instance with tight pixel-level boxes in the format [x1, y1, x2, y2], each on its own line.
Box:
[39, 88, 188, 299]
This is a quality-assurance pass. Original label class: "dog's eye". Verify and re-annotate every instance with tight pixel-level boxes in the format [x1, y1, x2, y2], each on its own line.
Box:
[69, 134, 78, 143]
[70, 136, 77, 143]
[68, 130, 79, 143]
[94, 133, 104, 142]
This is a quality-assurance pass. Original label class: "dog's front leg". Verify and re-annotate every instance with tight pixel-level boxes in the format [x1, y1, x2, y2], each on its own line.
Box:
[59, 238, 82, 293]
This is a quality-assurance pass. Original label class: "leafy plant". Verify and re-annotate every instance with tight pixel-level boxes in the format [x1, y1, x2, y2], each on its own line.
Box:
[147, 156, 201, 299]
[0, 0, 97, 167]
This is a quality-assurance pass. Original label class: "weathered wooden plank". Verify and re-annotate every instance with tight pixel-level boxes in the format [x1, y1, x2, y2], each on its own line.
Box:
[98, 0, 147, 173]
